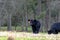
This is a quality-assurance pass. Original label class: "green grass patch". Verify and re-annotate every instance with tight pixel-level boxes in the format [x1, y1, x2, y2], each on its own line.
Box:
[16, 37, 48, 40]
[16, 36, 48, 40]
[0, 36, 7, 40]
[0, 26, 32, 32]
[0, 35, 60, 40]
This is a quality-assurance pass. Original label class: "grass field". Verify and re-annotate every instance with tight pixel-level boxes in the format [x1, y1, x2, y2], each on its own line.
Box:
[0, 27, 60, 40]
[0, 26, 32, 32]
[13, 33, 60, 40]
[0, 31, 60, 40]
[0, 36, 7, 40]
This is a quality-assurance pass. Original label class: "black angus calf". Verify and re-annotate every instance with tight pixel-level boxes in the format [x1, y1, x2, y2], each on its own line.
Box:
[48, 22, 60, 34]
[28, 19, 41, 34]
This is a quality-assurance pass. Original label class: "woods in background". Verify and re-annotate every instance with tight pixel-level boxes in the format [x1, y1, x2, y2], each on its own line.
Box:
[0, 0, 60, 32]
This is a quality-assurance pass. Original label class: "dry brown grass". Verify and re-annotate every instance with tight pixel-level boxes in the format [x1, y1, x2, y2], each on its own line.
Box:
[7, 36, 15, 40]
[7, 31, 15, 40]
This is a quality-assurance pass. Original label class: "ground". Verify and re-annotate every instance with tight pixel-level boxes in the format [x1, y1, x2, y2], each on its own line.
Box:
[0, 31, 60, 40]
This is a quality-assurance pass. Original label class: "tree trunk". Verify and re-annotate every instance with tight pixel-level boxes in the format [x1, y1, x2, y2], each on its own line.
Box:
[45, 0, 50, 32]
[25, 11, 28, 32]
[0, 0, 7, 27]
[36, 0, 41, 16]
[24, 1, 28, 32]
[21, 15, 24, 31]
[7, 14, 12, 31]
[58, 12, 60, 22]
[56, 13, 59, 22]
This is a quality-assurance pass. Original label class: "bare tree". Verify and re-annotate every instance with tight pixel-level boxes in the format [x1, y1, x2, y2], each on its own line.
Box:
[0, 0, 7, 28]
[45, 0, 51, 32]
[36, 0, 41, 17]
[4, 0, 15, 31]
[24, 0, 28, 32]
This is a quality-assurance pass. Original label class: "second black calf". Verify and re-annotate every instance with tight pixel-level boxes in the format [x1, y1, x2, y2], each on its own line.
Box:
[48, 22, 60, 34]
